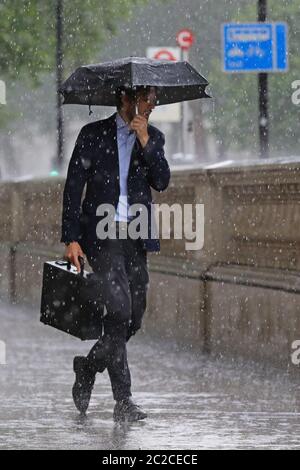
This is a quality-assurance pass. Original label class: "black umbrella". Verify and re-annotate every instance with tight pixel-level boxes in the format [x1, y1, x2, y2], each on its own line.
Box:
[59, 56, 211, 107]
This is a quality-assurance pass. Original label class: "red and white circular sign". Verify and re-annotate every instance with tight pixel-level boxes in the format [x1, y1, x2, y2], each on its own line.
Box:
[153, 49, 177, 61]
[176, 29, 195, 50]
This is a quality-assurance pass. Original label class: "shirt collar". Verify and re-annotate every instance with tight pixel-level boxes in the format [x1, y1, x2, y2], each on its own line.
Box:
[116, 113, 131, 132]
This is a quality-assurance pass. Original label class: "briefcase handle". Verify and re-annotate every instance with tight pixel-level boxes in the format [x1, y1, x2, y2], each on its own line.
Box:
[78, 256, 85, 277]
[58, 256, 85, 276]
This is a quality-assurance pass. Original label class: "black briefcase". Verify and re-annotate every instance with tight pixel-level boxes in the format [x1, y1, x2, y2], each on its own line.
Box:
[40, 259, 104, 340]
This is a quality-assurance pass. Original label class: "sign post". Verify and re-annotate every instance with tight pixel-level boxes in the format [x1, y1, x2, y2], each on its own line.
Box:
[56, 0, 64, 172]
[222, 2, 288, 158]
[176, 29, 195, 158]
[258, 0, 269, 159]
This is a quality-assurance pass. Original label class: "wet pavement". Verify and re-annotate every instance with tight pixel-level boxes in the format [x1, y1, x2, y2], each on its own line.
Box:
[0, 300, 300, 450]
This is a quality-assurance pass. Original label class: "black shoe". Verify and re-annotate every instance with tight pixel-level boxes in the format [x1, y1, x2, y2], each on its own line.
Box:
[113, 398, 148, 422]
[72, 356, 96, 414]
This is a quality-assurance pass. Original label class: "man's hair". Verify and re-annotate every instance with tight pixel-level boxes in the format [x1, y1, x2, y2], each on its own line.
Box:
[115, 86, 152, 111]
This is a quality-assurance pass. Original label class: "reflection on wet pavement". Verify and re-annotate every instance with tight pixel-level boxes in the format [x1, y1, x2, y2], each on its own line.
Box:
[0, 301, 300, 450]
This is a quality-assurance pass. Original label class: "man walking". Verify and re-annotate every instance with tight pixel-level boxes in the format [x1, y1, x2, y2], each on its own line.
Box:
[61, 86, 170, 422]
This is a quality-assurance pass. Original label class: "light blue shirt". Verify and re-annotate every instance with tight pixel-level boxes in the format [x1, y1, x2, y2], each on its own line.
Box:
[114, 113, 136, 221]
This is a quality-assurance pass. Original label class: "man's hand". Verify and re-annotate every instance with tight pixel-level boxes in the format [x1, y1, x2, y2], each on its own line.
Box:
[130, 115, 149, 148]
[64, 242, 84, 273]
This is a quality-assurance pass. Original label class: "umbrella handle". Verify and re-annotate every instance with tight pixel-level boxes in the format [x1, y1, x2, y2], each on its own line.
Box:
[131, 104, 138, 138]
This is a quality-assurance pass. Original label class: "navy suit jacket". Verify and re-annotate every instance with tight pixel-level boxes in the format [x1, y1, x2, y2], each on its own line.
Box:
[61, 112, 171, 253]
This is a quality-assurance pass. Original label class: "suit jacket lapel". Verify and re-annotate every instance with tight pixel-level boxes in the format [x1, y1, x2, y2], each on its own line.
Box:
[103, 113, 119, 179]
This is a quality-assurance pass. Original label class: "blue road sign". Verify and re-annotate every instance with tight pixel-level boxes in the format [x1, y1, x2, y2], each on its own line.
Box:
[222, 22, 288, 73]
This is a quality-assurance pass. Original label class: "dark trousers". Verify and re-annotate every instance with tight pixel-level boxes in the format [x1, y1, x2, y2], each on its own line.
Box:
[84, 227, 149, 402]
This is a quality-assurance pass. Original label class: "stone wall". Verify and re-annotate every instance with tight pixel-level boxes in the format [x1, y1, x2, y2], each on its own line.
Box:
[1, 161, 300, 368]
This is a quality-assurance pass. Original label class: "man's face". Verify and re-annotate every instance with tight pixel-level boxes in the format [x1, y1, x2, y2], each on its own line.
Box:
[123, 87, 157, 121]
[136, 87, 157, 119]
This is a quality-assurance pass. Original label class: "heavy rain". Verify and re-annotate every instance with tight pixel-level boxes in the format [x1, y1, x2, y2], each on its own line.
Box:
[1, 0, 300, 453]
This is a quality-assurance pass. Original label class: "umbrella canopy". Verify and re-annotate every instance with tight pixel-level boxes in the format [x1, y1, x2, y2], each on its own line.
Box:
[59, 56, 211, 107]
